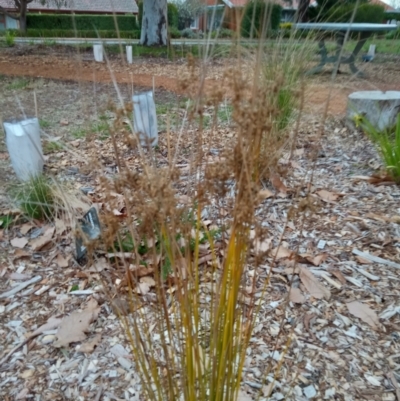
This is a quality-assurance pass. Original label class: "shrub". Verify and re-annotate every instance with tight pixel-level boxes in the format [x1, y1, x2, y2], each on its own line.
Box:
[325, 3, 385, 23]
[22, 29, 140, 39]
[5, 30, 16, 47]
[280, 22, 292, 30]
[180, 27, 197, 38]
[168, 2, 179, 28]
[241, 1, 282, 38]
[310, 0, 385, 23]
[26, 14, 138, 31]
[385, 12, 400, 21]
[210, 28, 234, 39]
[168, 26, 181, 39]
[220, 28, 233, 38]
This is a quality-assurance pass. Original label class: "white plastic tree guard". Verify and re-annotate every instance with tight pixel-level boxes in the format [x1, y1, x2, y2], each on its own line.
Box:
[126, 46, 133, 64]
[133, 91, 158, 147]
[3, 117, 44, 181]
[93, 44, 103, 62]
[347, 91, 400, 131]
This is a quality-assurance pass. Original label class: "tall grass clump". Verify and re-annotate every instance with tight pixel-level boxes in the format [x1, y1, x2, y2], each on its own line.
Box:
[359, 114, 400, 182]
[8, 4, 321, 395]
[5, 30, 16, 47]
[71, 9, 316, 400]
[15, 175, 56, 220]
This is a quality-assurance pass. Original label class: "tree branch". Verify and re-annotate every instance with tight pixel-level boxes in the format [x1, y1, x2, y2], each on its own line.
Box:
[0, 6, 20, 20]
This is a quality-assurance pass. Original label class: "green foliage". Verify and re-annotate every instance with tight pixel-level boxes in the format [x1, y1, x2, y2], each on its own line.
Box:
[276, 88, 295, 131]
[241, 1, 282, 38]
[386, 27, 400, 40]
[385, 12, 400, 21]
[360, 114, 400, 183]
[39, 119, 51, 129]
[325, 3, 385, 23]
[22, 29, 140, 39]
[168, 2, 179, 28]
[27, 14, 138, 31]
[210, 28, 234, 39]
[43, 141, 63, 154]
[16, 175, 55, 221]
[180, 27, 197, 38]
[5, 30, 16, 47]
[310, 0, 385, 23]
[0, 214, 14, 230]
[6, 78, 29, 90]
[169, 26, 182, 39]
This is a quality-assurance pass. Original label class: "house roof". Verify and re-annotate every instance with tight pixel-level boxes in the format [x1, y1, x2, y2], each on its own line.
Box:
[0, 0, 138, 14]
[222, 0, 248, 7]
[370, 0, 395, 11]
[220, 0, 318, 9]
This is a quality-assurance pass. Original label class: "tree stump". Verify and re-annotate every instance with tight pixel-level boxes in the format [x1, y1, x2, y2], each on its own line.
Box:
[347, 91, 400, 131]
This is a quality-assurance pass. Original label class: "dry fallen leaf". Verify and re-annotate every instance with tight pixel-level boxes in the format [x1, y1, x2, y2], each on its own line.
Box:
[76, 333, 101, 353]
[88, 257, 109, 272]
[20, 223, 34, 235]
[290, 287, 305, 304]
[346, 301, 380, 329]
[253, 238, 272, 255]
[30, 316, 63, 337]
[271, 246, 293, 260]
[55, 254, 69, 268]
[316, 189, 340, 202]
[13, 249, 30, 259]
[259, 189, 274, 200]
[30, 227, 55, 251]
[140, 276, 156, 287]
[11, 237, 28, 249]
[136, 282, 151, 295]
[55, 219, 67, 235]
[330, 269, 347, 285]
[299, 267, 331, 300]
[310, 253, 328, 266]
[54, 299, 100, 348]
[270, 173, 288, 195]
[355, 255, 373, 264]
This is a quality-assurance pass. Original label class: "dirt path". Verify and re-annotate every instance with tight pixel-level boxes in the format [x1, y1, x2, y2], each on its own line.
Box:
[0, 49, 400, 116]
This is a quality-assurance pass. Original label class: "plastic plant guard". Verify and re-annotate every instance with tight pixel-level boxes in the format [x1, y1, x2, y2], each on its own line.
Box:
[3, 117, 44, 181]
[93, 44, 103, 62]
[132, 91, 158, 147]
[75, 207, 101, 262]
[126, 46, 133, 64]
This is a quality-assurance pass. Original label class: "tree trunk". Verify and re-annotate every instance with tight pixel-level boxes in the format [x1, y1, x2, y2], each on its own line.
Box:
[19, 7, 27, 33]
[297, 0, 310, 22]
[140, 0, 168, 46]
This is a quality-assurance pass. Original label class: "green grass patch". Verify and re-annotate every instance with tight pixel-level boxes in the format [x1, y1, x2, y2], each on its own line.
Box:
[39, 119, 51, 129]
[43, 141, 63, 154]
[15, 175, 55, 221]
[360, 114, 400, 183]
[0, 214, 14, 229]
[6, 78, 30, 90]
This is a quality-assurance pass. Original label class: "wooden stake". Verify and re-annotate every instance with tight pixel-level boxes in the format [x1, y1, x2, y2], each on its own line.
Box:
[34, 91, 38, 118]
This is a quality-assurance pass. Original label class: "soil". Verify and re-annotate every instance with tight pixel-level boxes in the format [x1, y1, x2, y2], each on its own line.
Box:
[0, 44, 400, 116]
